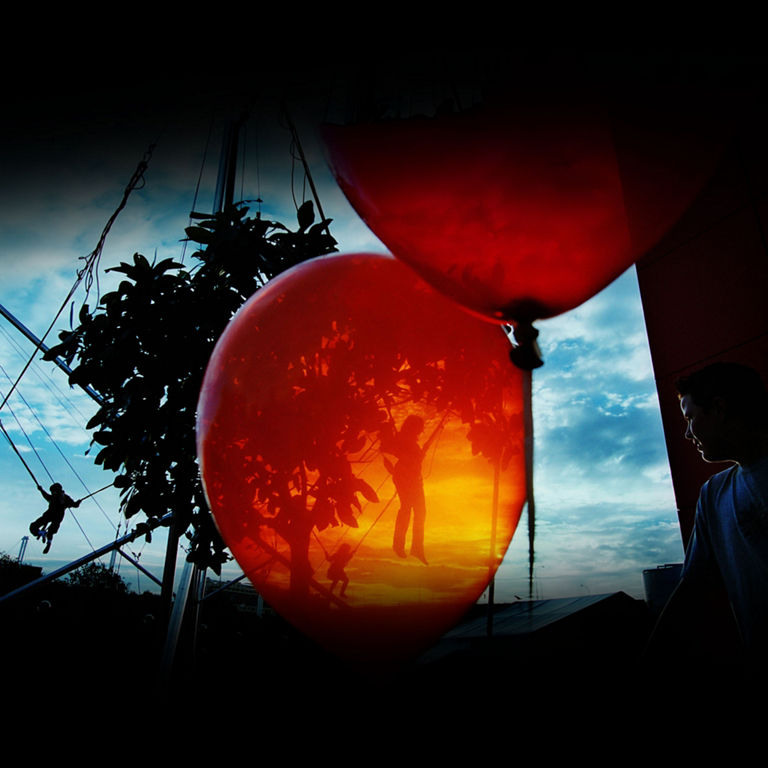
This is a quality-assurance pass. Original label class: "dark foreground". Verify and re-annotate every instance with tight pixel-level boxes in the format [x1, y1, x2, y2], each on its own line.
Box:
[1, 573, 760, 747]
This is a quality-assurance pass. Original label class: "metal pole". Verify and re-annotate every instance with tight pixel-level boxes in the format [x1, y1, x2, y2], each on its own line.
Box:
[160, 558, 195, 681]
[200, 572, 247, 602]
[0, 300, 103, 405]
[212, 112, 247, 213]
[0, 513, 172, 605]
[115, 548, 163, 588]
[159, 114, 243, 676]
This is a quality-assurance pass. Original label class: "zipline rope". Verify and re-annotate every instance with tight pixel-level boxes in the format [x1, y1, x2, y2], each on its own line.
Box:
[0, 408, 100, 553]
[0, 395, 53, 485]
[0, 363, 118, 530]
[0, 323, 91, 427]
[180, 112, 216, 265]
[0, 417, 42, 487]
[0, 143, 156, 416]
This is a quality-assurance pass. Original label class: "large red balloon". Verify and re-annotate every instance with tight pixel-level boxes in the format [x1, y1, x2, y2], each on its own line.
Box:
[322, 98, 724, 324]
[197, 253, 526, 663]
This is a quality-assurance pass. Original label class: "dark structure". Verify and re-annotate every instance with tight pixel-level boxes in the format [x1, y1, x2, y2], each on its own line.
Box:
[636, 91, 768, 546]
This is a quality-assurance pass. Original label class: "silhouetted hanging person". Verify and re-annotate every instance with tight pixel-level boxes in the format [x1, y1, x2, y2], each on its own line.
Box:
[385, 415, 437, 565]
[327, 543, 353, 597]
[29, 483, 80, 554]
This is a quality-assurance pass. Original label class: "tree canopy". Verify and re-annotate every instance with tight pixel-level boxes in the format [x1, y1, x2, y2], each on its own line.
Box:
[67, 561, 129, 593]
[44, 201, 337, 573]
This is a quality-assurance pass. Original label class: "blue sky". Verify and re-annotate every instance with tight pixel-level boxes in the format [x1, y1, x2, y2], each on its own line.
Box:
[0, 57, 687, 601]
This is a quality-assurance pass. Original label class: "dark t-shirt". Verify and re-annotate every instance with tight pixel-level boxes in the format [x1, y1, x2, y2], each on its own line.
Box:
[682, 455, 768, 648]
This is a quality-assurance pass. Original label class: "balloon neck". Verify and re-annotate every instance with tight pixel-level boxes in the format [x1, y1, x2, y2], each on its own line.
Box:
[509, 321, 544, 370]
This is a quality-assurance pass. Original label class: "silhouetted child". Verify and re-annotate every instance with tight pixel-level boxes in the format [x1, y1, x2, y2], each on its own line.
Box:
[29, 483, 80, 554]
[327, 543, 353, 597]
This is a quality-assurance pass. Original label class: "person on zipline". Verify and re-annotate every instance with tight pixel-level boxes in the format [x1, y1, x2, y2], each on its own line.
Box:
[29, 483, 80, 554]
[384, 414, 435, 565]
[327, 543, 353, 598]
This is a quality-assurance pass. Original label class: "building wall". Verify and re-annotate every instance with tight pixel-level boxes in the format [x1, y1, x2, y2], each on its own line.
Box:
[636, 97, 768, 545]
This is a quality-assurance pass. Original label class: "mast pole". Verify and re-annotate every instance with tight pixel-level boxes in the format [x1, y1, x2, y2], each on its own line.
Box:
[160, 112, 246, 677]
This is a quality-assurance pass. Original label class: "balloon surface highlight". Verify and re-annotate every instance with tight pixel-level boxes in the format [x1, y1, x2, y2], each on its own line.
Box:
[197, 253, 526, 662]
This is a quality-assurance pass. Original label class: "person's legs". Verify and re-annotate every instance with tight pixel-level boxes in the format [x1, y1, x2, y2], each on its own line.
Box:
[393, 504, 412, 558]
[410, 488, 427, 564]
[29, 515, 47, 537]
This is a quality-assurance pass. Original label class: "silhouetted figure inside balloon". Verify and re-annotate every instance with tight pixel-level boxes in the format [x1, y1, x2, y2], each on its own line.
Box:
[327, 543, 353, 598]
[385, 415, 437, 565]
[29, 483, 80, 554]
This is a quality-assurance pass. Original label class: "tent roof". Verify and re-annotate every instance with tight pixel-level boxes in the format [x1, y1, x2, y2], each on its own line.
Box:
[446, 593, 625, 639]
[419, 592, 640, 663]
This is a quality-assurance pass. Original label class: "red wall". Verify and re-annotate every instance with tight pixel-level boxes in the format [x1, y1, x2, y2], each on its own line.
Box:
[636, 103, 768, 545]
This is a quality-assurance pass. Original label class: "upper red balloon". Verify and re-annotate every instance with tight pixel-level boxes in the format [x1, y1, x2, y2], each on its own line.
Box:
[323, 98, 725, 324]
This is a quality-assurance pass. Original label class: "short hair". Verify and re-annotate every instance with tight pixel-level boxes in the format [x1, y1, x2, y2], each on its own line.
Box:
[401, 415, 425, 435]
[675, 362, 768, 416]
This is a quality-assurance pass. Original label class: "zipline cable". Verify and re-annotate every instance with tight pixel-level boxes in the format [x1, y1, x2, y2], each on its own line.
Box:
[0, 406, 96, 552]
[0, 363, 118, 532]
[0, 143, 156, 416]
[0, 311, 146, 559]
[0, 417, 42, 487]
[181, 112, 217, 265]
[0, 323, 92, 426]
[281, 105, 332, 236]
[0, 394, 53, 484]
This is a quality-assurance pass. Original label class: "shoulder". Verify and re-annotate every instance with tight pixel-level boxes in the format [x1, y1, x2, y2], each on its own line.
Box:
[700, 464, 738, 500]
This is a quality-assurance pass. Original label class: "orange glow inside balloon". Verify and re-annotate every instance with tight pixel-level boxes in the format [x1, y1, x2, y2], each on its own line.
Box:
[197, 253, 526, 662]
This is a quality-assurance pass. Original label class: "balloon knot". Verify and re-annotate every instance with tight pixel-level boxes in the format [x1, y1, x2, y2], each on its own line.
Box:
[509, 322, 544, 370]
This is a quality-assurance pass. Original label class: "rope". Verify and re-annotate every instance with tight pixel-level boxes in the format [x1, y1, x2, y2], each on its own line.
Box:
[522, 369, 536, 601]
[0, 367, 123, 560]
[0, 395, 53, 484]
[1, 410, 98, 552]
[0, 418, 41, 487]
[67, 509, 96, 551]
[76, 482, 115, 504]
[281, 105, 332, 232]
[0, 324, 91, 426]
[0, 143, 156, 415]
[181, 113, 216, 265]
[0, 364, 118, 532]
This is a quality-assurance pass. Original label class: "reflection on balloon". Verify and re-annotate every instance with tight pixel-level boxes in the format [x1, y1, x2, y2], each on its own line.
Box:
[196, 253, 527, 663]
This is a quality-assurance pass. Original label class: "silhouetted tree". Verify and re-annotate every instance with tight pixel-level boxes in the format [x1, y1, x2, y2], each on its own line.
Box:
[67, 562, 129, 594]
[44, 201, 336, 573]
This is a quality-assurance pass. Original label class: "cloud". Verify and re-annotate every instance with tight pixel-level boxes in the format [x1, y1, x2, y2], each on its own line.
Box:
[485, 267, 682, 600]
